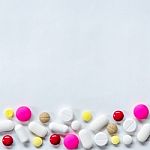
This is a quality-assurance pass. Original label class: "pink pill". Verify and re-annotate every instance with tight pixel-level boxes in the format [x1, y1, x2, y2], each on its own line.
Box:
[16, 106, 32, 122]
[134, 104, 149, 120]
[64, 134, 79, 149]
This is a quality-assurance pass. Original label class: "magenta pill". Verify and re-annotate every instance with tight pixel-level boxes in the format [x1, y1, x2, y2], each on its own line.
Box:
[134, 104, 149, 120]
[64, 134, 79, 149]
[16, 106, 32, 122]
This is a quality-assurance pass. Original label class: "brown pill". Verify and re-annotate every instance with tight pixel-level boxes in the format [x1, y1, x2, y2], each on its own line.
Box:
[39, 112, 50, 123]
[107, 123, 118, 135]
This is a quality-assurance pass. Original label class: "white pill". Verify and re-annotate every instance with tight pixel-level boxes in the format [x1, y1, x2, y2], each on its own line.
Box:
[71, 120, 81, 131]
[137, 124, 150, 143]
[28, 121, 48, 138]
[15, 124, 29, 143]
[94, 132, 108, 147]
[90, 115, 109, 132]
[59, 108, 74, 123]
[0, 120, 14, 132]
[123, 118, 137, 133]
[49, 122, 69, 134]
[123, 135, 133, 145]
[79, 129, 93, 149]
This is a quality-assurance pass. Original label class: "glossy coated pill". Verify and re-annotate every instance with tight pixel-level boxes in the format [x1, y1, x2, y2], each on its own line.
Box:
[123, 135, 133, 146]
[28, 121, 47, 138]
[4, 108, 14, 119]
[39, 112, 50, 124]
[0, 120, 15, 132]
[90, 115, 109, 132]
[137, 123, 150, 143]
[2, 135, 13, 146]
[107, 123, 118, 135]
[71, 120, 81, 131]
[79, 129, 93, 149]
[82, 111, 92, 122]
[113, 110, 124, 121]
[111, 135, 120, 145]
[50, 134, 61, 145]
[94, 132, 108, 147]
[32, 137, 43, 148]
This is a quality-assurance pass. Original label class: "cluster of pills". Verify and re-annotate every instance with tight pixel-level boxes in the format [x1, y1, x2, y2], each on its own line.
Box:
[0, 103, 150, 149]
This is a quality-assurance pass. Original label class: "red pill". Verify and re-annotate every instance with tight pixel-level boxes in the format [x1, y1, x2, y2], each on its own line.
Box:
[2, 135, 13, 146]
[50, 134, 61, 145]
[113, 110, 124, 121]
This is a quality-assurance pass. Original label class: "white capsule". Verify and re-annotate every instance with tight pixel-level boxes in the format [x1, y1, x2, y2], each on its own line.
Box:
[0, 120, 14, 132]
[71, 120, 81, 131]
[90, 115, 109, 132]
[79, 129, 93, 149]
[123, 135, 133, 146]
[137, 124, 150, 143]
[15, 124, 29, 143]
[28, 121, 48, 138]
[49, 122, 69, 134]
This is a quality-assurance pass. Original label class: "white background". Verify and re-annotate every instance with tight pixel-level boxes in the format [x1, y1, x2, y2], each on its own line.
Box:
[0, 0, 150, 149]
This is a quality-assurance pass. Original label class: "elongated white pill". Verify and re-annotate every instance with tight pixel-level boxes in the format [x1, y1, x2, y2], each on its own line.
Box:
[15, 124, 29, 143]
[79, 129, 93, 149]
[90, 115, 109, 132]
[137, 124, 150, 143]
[0, 120, 14, 132]
[49, 122, 69, 134]
[28, 121, 47, 137]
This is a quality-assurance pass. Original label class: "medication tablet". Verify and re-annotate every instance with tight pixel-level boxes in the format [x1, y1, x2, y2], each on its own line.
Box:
[4, 108, 14, 119]
[71, 120, 81, 131]
[50, 134, 61, 145]
[0, 120, 15, 132]
[113, 110, 124, 121]
[15, 124, 29, 143]
[32, 137, 43, 148]
[111, 135, 120, 145]
[123, 118, 137, 133]
[90, 115, 109, 132]
[94, 132, 108, 147]
[82, 111, 92, 122]
[39, 112, 50, 124]
[79, 129, 93, 149]
[123, 135, 133, 146]
[107, 123, 118, 135]
[59, 108, 74, 123]
[137, 123, 150, 143]
[28, 121, 48, 138]
[49, 122, 69, 134]
[2, 135, 13, 146]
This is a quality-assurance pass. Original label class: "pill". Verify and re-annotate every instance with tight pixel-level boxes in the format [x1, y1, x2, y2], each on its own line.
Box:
[79, 129, 93, 149]
[94, 132, 108, 147]
[90, 115, 109, 132]
[107, 123, 118, 135]
[16, 106, 32, 122]
[2, 135, 13, 146]
[15, 124, 29, 143]
[49, 122, 69, 134]
[71, 120, 81, 131]
[28, 121, 48, 138]
[123, 135, 133, 146]
[0, 120, 15, 132]
[4, 108, 14, 119]
[137, 123, 150, 143]
[82, 111, 92, 122]
[111, 135, 120, 145]
[64, 134, 79, 149]
[134, 104, 149, 120]
[39, 112, 50, 124]
[32, 137, 43, 148]
[113, 110, 124, 121]
[59, 108, 74, 123]
[50, 134, 61, 145]
[123, 118, 137, 133]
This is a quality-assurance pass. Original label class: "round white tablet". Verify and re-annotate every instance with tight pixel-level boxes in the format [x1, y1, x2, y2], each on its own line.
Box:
[123, 118, 137, 133]
[71, 120, 81, 131]
[59, 108, 74, 123]
[94, 132, 108, 147]
[123, 135, 133, 145]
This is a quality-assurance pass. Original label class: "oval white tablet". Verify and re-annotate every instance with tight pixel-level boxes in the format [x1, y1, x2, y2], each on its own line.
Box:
[90, 115, 109, 132]
[28, 121, 48, 138]
[79, 129, 93, 149]
[123, 135, 133, 146]
[71, 120, 81, 131]
[0, 120, 15, 132]
[94, 132, 108, 147]
[137, 124, 150, 143]
[49, 122, 69, 134]
[15, 124, 29, 143]
[123, 118, 137, 133]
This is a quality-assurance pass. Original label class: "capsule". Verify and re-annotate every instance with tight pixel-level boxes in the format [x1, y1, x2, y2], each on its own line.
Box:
[0, 120, 15, 132]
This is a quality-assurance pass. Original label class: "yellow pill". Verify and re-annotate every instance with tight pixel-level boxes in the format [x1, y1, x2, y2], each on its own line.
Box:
[4, 108, 14, 119]
[82, 111, 92, 122]
[32, 137, 43, 148]
[111, 135, 120, 145]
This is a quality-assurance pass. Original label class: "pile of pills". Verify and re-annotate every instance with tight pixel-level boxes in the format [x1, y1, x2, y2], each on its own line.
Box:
[0, 103, 150, 149]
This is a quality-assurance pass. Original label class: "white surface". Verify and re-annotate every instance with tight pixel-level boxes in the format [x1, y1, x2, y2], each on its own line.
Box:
[0, 0, 150, 149]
